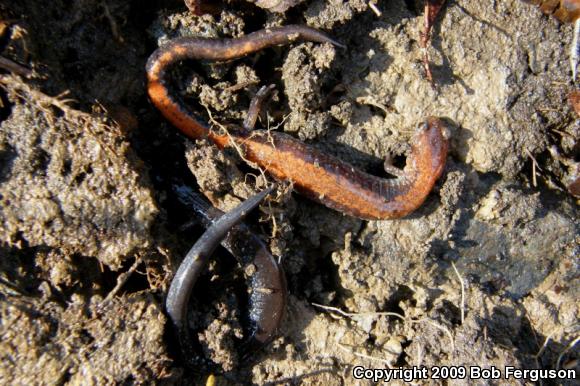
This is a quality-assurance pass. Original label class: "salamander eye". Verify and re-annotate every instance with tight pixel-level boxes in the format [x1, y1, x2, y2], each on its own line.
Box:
[429, 118, 451, 140]
[421, 117, 450, 139]
[440, 125, 451, 140]
[416, 122, 429, 133]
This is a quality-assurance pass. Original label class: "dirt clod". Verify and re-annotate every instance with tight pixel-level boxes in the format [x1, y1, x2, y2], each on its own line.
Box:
[1, 0, 578, 384]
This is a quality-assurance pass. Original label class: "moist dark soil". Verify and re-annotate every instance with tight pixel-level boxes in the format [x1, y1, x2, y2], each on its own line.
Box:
[0, 0, 578, 385]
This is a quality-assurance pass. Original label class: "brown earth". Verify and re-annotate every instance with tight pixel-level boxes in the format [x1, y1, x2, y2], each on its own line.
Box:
[0, 0, 578, 385]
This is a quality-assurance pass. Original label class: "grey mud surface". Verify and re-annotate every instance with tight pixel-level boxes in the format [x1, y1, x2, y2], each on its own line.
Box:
[0, 0, 578, 385]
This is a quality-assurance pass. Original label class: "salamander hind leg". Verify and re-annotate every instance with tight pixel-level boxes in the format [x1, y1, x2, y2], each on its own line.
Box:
[383, 155, 407, 178]
[243, 84, 277, 130]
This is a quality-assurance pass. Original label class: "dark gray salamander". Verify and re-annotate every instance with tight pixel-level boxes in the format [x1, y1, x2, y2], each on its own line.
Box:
[167, 185, 286, 367]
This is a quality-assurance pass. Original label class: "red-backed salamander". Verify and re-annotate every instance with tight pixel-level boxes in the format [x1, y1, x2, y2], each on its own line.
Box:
[166, 185, 282, 368]
[522, 0, 580, 22]
[146, 25, 449, 220]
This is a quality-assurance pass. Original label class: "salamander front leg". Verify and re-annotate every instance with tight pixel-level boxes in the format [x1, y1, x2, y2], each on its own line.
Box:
[244, 84, 277, 130]
[383, 155, 406, 178]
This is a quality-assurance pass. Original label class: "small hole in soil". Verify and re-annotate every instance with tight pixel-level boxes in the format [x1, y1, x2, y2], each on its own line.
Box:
[438, 299, 461, 326]
[0, 87, 13, 122]
[113, 257, 149, 295]
[32, 148, 51, 172]
[384, 285, 414, 314]
[391, 154, 406, 169]
[74, 172, 86, 185]
[403, 0, 419, 15]
[79, 328, 95, 345]
[61, 159, 72, 176]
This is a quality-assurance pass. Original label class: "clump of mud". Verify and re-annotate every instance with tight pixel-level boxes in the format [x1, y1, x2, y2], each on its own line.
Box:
[0, 0, 578, 385]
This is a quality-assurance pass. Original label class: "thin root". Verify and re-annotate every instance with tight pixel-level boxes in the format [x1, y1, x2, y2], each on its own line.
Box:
[102, 254, 144, 304]
[312, 302, 455, 352]
[368, 1, 382, 17]
[451, 262, 465, 325]
[0, 56, 32, 77]
[556, 336, 580, 370]
[524, 148, 542, 187]
[337, 342, 393, 367]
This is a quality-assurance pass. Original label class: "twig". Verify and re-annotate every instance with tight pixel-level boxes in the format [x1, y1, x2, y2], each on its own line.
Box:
[420, 1, 446, 85]
[0, 56, 32, 77]
[525, 148, 542, 187]
[337, 342, 392, 366]
[556, 336, 580, 370]
[422, 319, 455, 352]
[416, 343, 423, 367]
[410, 344, 424, 386]
[355, 96, 393, 116]
[534, 332, 553, 360]
[451, 262, 465, 324]
[102, 255, 144, 303]
[368, 1, 382, 17]
[101, 1, 124, 43]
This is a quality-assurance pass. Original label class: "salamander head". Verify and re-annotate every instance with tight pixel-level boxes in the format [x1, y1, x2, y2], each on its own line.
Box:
[409, 116, 449, 180]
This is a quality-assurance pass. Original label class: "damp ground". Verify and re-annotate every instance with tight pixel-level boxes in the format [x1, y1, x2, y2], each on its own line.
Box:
[0, 0, 578, 384]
